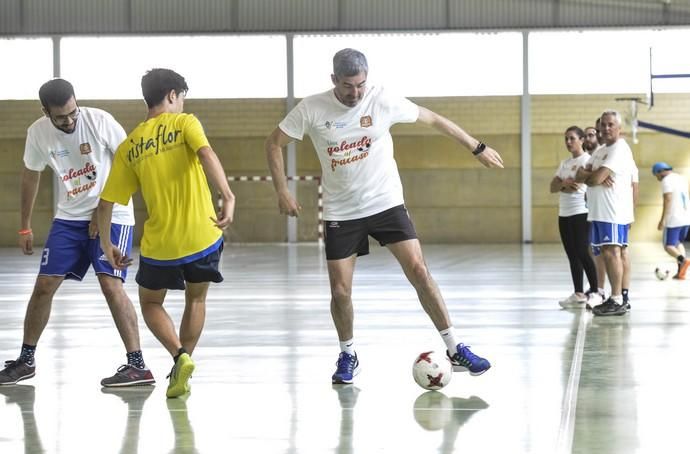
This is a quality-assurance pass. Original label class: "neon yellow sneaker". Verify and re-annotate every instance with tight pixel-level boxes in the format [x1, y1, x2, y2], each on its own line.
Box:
[166, 353, 194, 398]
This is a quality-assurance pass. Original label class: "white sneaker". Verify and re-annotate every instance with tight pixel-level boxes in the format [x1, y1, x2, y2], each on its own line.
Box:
[558, 293, 588, 309]
[585, 292, 604, 310]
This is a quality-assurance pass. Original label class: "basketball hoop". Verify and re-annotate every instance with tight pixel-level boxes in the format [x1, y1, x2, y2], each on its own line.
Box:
[614, 97, 643, 144]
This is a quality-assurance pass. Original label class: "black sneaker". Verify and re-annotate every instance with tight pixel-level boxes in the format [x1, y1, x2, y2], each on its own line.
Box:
[0, 359, 36, 385]
[592, 298, 627, 316]
[623, 300, 631, 310]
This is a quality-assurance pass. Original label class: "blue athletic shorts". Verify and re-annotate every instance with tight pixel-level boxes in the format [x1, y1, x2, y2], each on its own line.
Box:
[39, 219, 134, 282]
[663, 225, 690, 247]
[590, 221, 629, 248]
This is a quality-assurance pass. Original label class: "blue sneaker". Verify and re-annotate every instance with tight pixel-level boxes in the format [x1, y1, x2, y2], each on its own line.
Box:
[447, 344, 491, 376]
[331, 352, 360, 384]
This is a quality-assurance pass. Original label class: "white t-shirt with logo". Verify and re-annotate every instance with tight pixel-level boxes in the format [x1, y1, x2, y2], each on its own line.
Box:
[586, 138, 636, 225]
[23, 107, 134, 225]
[555, 153, 590, 217]
[660, 172, 690, 228]
[279, 86, 419, 220]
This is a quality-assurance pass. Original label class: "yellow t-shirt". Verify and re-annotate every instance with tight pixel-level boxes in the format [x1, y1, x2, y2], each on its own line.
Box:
[101, 113, 222, 264]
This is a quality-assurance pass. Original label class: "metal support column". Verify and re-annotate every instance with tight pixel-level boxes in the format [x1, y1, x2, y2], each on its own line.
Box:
[286, 34, 297, 243]
[521, 31, 532, 243]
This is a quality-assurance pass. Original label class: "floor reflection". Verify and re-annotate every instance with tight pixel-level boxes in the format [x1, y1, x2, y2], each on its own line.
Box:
[333, 384, 360, 454]
[0, 243, 687, 453]
[413, 391, 490, 453]
[0, 385, 45, 454]
[166, 394, 198, 454]
[101, 386, 155, 454]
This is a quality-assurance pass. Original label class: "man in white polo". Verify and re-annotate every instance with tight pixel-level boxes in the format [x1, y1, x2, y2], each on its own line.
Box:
[576, 110, 636, 316]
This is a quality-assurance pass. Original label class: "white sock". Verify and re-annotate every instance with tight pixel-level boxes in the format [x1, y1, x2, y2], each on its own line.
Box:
[439, 327, 458, 354]
[339, 338, 355, 356]
[598, 288, 606, 296]
[611, 295, 623, 304]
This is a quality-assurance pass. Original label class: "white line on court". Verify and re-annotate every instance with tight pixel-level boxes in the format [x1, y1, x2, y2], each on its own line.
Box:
[555, 309, 590, 454]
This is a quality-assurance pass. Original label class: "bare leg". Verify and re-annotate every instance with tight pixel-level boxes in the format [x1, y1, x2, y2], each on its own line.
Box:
[179, 282, 210, 355]
[387, 239, 451, 331]
[621, 247, 631, 291]
[327, 255, 357, 341]
[23, 275, 64, 345]
[594, 254, 606, 293]
[139, 287, 182, 357]
[664, 244, 683, 259]
[602, 245, 623, 296]
[98, 274, 141, 353]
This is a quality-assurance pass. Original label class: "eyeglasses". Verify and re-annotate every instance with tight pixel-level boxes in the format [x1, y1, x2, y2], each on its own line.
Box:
[50, 106, 80, 124]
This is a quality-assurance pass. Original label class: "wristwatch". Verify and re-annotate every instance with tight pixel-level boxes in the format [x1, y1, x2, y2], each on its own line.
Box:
[472, 142, 486, 156]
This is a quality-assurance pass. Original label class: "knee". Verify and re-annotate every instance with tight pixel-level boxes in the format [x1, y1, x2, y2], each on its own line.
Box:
[100, 283, 127, 305]
[330, 283, 352, 304]
[602, 247, 620, 260]
[408, 260, 432, 288]
[32, 280, 59, 300]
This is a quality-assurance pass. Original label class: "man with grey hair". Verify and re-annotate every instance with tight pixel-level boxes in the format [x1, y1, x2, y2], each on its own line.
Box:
[576, 110, 636, 316]
[265, 48, 503, 384]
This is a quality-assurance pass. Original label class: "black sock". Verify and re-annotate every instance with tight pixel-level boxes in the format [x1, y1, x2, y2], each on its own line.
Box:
[622, 288, 629, 303]
[126, 350, 146, 369]
[19, 344, 36, 365]
[678, 255, 685, 265]
[173, 347, 188, 364]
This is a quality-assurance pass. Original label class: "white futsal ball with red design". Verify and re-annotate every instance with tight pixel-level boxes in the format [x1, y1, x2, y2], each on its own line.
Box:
[412, 351, 452, 390]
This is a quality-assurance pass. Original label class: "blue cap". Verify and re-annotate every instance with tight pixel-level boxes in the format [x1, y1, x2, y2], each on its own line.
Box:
[652, 162, 672, 175]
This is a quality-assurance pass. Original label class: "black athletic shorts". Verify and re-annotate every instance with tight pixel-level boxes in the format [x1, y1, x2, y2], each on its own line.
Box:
[135, 243, 224, 290]
[324, 204, 418, 260]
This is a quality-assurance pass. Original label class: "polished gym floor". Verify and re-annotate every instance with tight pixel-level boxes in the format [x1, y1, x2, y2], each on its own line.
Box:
[0, 242, 688, 454]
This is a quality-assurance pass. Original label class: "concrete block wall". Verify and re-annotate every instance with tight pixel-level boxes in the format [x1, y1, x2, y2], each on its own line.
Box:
[1, 93, 689, 246]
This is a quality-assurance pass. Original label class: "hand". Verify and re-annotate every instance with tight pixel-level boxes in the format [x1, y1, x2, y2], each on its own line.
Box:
[102, 243, 133, 270]
[88, 219, 99, 239]
[278, 191, 302, 217]
[211, 198, 235, 230]
[475, 145, 504, 169]
[563, 178, 581, 191]
[18, 232, 34, 255]
[658, 221, 664, 231]
[602, 175, 615, 187]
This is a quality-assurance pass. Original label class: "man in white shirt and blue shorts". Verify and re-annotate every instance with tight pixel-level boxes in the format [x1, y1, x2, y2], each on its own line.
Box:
[0, 79, 153, 387]
[265, 48, 504, 384]
[576, 110, 636, 316]
[653, 162, 690, 279]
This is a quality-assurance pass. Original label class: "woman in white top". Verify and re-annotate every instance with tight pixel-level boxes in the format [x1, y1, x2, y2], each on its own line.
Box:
[550, 126, 598, 308]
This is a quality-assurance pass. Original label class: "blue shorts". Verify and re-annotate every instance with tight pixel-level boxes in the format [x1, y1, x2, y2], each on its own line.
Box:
[590, 221, 629, 248]
[39, 219, 134, 282]
[663, 226, 690, 247]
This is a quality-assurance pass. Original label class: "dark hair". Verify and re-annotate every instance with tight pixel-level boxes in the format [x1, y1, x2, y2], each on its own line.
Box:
[565, 125, 584, 139]
[333, 48, 368, 78]
[141, 68, 188, 108]
[38, 78, 75, 111]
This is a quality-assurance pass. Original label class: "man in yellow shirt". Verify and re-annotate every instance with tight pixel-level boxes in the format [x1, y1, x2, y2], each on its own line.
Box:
[97, 68, 235, 398]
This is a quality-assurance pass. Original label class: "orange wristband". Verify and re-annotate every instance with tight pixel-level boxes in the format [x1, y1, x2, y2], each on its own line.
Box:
[18, 229, 32, 235]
